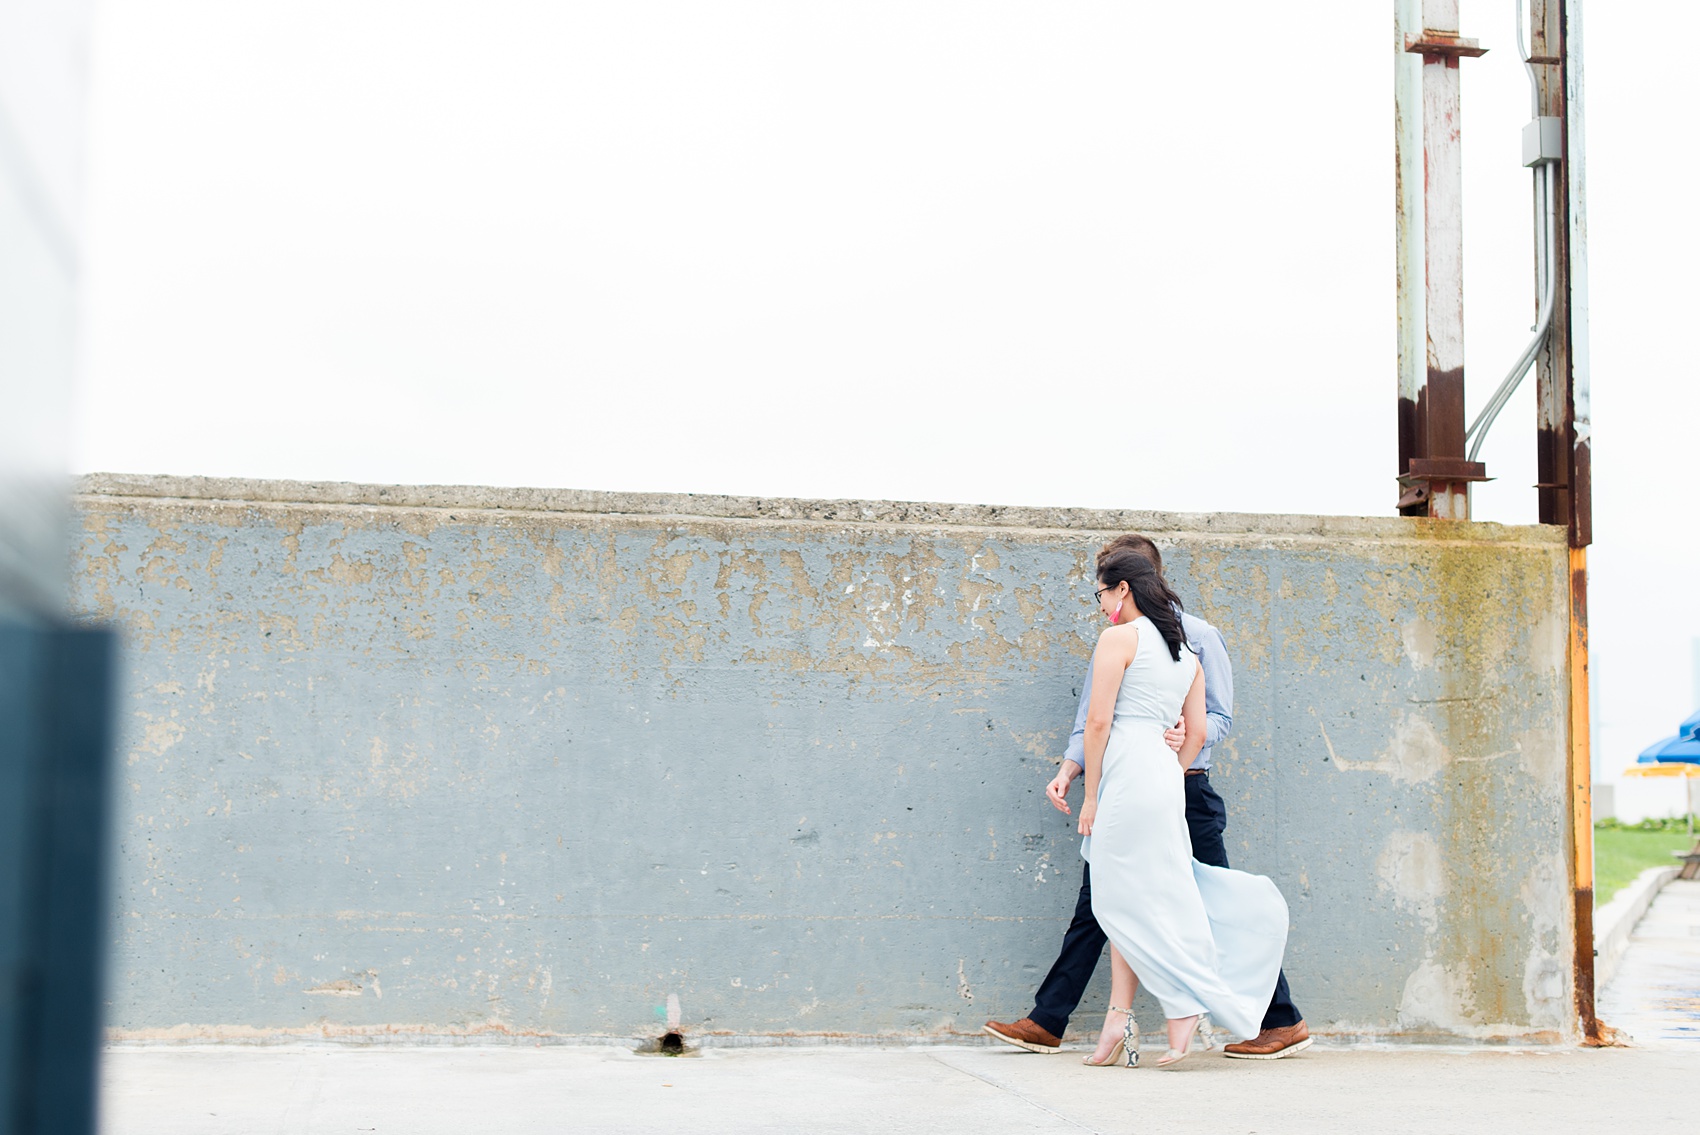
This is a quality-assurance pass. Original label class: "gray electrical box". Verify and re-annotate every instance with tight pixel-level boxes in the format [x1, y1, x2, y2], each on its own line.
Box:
[1523, 116, 1563, 167]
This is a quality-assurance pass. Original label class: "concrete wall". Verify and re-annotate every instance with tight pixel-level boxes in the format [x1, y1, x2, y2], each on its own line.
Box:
[71, 474, 1578, 1043]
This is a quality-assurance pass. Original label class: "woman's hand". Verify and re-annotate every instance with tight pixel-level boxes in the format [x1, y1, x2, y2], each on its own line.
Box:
[1077, 799, 1097, 837]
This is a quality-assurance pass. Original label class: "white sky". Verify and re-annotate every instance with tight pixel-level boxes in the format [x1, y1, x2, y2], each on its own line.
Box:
[70, 1, 1700, 779]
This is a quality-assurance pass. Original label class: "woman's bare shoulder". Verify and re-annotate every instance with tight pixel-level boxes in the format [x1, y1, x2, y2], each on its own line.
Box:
[1095, 622, 1141, 651]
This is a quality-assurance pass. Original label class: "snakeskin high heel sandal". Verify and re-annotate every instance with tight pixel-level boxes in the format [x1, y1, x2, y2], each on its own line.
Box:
[1156, 1012, 1210, 1067]
[1081, 1005, 1139, 1068]
[1121, 1006, 1141, 1067]
[1194, 1016, 1217, 1053]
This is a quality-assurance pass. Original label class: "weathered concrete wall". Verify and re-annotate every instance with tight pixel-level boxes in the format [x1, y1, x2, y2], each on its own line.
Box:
[70, 474, 1577, 1043]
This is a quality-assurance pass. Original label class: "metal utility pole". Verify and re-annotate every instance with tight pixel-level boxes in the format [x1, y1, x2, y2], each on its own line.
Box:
[1394, 0, 1599, 1044]
[1395, 0, 1487, 519]
[1526, 0, 1600, 1046]
[1530, 2, 1591, 548]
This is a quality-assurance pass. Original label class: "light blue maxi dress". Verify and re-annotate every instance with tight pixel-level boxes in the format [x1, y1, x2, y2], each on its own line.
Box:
[1080, 615, 1290, 1040]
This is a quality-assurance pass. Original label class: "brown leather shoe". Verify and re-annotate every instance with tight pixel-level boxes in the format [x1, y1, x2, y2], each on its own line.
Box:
[982, 1017, 1063, 1053]
[1223, 1020, 1312, 1059]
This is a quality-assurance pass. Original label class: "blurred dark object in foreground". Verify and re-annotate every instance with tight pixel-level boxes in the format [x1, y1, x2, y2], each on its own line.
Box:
[0, 622, 115, 1135]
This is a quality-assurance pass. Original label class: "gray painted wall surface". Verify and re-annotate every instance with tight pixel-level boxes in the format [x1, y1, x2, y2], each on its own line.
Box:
[70, 475, 1577, 1043]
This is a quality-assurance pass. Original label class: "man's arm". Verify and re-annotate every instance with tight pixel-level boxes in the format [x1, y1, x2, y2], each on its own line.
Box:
[1046, 659, 1095, 814]
[1062, 657, 1094, 772]
[1176, 662, 1208, 770]
[1194, 621, 1234, 749]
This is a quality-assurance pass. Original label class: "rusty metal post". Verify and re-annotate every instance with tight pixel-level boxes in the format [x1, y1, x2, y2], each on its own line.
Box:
[1395, 0, 1488, 518]
[1530, 0, 1592, 545]
[1394, 0, 1424, 499]
[1569, 541, 1599, 1043]
[1527, 0, 1602, 1045]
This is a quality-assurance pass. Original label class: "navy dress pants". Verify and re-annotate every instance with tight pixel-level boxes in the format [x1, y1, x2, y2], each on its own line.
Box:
[1027, 771, 1301, 1039]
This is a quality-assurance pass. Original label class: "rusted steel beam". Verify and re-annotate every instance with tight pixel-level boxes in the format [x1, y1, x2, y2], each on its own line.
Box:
[1395, 0, 1487, 518]
[1531, 0, 1592, 547]
[1394, 0, 1424, 508]
[1531, 0, 1569, 530]
[1529, 0, 1600, 1046]
[1562, 3, 1593, 550]
[1568, 546, 1606, 1045]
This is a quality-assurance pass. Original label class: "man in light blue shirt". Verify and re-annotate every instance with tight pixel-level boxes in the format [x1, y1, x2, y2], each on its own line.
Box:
[984, 533, 1309, 1060]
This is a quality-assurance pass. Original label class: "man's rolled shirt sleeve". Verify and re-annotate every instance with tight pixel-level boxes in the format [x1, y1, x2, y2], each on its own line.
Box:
[1062, 658, 1094, 773]
[1193, 618, 1235, 753]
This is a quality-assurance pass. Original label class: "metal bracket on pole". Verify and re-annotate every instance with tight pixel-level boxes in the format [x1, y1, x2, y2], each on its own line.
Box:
[1404, 32, 1487, 57]
[1395, 458, 1489, 512]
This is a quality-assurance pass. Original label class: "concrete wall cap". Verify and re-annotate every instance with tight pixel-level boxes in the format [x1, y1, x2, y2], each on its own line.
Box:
[75, 473, 1567, 547]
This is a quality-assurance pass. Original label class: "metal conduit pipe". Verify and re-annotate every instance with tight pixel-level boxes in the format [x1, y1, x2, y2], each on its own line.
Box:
[1464, 0, 1559, 463]
[1466, 160, 1557, 462]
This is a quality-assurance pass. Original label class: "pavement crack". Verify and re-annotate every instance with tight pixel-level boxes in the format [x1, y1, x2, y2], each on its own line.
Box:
[925, 1052, 1099, 1133]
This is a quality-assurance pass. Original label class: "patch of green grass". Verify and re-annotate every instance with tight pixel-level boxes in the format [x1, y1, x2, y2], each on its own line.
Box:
[1594, 818, 1697, 905]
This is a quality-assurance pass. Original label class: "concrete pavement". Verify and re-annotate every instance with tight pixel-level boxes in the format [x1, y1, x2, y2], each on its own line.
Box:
[99, 877, 1700, 1133]
[101, 1041, 1691, 1134]
[1598, 877, 1700, 1048]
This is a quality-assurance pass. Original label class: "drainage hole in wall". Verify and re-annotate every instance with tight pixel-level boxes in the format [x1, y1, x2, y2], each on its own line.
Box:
[636, 1030, 697, 1056]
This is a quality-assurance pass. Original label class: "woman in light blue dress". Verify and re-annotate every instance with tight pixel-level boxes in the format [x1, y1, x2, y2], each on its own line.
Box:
[1076, 549, 1289, 1067]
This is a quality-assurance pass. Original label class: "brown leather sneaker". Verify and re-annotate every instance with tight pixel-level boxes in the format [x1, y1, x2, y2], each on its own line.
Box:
[982, 1017, 1063, 1053]
[1223, 1020, 1312, 1060]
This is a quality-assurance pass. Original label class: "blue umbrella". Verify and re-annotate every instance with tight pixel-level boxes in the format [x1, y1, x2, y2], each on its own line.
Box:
[1680, 709, 1700, 742]
[1638, 734, 1700, 765]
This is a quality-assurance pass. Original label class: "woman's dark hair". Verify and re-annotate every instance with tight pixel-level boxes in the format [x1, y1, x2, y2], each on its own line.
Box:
[1096, 548, 1186, 661]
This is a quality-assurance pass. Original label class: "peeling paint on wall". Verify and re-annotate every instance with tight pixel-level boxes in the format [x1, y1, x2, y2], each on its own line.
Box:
[72, 476, 1576, 1043]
